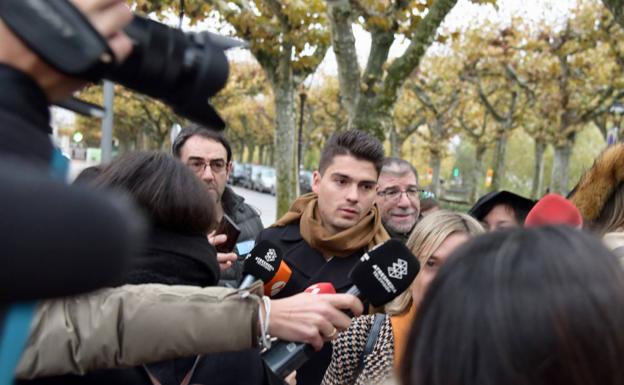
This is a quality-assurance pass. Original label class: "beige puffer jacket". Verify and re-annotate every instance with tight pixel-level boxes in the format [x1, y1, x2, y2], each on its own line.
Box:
[16, 283, 262, 379]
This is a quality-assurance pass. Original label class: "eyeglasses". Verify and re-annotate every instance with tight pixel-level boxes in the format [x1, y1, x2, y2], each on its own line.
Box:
[377, 187, 424, 202]
[186, 158, 227, 175]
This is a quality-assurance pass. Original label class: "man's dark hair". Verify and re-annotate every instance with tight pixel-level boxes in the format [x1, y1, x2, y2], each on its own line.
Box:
[380, 157, 419, 182]
[93, 151, 214, 235]
[401, 226, 624, 385]
[172, 125, 232, 163]
[318, 130, 384, 175]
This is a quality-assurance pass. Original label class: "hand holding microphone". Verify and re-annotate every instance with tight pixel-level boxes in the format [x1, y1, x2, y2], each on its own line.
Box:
[237, 241, 363, 350]
[268, 290, 362, 351]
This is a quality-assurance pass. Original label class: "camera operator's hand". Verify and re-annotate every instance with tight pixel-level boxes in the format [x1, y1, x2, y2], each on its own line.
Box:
[0, 0, 133, 102]
[266, 293, 363, 351]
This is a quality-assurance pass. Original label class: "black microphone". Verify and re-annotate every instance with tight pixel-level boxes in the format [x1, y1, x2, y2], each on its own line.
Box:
[0, 161, 145, 303]
[238, 240, 283, 290]
[262, 239, 420, 378]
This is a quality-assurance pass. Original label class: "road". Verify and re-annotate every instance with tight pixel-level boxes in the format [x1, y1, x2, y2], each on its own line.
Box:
[230, 185, 276, 227]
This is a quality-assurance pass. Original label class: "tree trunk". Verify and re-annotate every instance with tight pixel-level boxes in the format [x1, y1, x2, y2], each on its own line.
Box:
[246, 141, 256, 164]
[326, 0, 360, 121]
[389, 129, 400, 157]
[470, 144, 486, 203]
[491, 131, 508, 191]
[271, 74, 298, 217]
[550, 139, 574, 195]
[347, 0, 458, 138]
[237, 142, 244, 162]
[430, 151, 442, 197]
[258, 145, 265, 165]
[531, 139, 547, 199]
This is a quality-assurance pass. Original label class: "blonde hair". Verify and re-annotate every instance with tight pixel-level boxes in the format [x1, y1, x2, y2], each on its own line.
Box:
[384, 210, 484, 315]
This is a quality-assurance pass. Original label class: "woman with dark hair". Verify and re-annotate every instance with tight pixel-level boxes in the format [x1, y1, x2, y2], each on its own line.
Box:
[401, 226, 624, 385]
[92, 151, 219, 286]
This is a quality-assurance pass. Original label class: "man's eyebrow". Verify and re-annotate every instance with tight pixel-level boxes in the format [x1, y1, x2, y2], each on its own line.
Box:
[331, 172, 377, 185]
[187, 156, 206, 162]
[330, 172, 351, 180]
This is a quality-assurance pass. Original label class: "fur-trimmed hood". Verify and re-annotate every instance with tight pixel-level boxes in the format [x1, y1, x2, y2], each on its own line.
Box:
[569, 143, 624, 223]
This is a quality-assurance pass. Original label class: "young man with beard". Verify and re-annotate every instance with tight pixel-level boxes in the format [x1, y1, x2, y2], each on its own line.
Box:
[173, 127, 264, 287]
[375, 158, 422, 243]
[256, 130, 388, 385]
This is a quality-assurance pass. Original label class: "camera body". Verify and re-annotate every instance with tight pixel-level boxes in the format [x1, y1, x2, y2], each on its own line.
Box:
[0, 0, 240, 128]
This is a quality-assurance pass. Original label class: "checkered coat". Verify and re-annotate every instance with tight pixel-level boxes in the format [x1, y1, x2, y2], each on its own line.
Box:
[321, 314, 395, 385]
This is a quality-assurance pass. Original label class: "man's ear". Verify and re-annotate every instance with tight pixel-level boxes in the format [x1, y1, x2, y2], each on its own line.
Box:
[311, 170, 321, 194]
[226, 161, 233, 178]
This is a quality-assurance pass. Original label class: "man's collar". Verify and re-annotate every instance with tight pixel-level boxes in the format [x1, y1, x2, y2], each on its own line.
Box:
[221, 186, 243, 214]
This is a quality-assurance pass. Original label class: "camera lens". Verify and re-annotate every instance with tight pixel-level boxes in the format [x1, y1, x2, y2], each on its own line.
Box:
[104, 16, 230, 129]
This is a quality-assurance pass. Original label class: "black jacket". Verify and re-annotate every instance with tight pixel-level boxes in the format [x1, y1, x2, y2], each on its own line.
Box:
[256, 223, 367, 385]
[0, 64, 53, 168]
[219, 187, 264, 287]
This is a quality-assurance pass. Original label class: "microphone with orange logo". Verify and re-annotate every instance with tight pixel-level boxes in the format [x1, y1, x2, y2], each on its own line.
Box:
[238, 240, 283, 290]
[263, 260, 293, 296]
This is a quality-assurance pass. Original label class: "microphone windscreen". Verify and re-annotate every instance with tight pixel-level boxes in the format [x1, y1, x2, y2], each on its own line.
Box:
[304, 282, 336, 295]
[349, 239, 419, 307]
[264, 260, 292, 296]
[525, 194, 583, 228]
[0, 161, 145, 303]
[242, 240, 283, 283]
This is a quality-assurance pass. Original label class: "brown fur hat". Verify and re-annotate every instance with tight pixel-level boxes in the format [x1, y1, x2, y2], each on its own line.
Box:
[569, 143, 624, 222]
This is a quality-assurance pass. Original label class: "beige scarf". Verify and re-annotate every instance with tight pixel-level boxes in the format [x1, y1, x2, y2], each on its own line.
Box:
[273, 192, 389, 257]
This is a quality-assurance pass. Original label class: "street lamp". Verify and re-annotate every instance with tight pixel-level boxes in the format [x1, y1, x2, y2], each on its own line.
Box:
[608, 101, 624, 145]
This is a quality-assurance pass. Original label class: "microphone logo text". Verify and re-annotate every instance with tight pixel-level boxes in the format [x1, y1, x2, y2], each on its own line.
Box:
[372, 264, 397, 294]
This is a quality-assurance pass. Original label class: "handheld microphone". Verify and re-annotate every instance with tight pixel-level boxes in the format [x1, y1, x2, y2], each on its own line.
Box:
[264, 261, 293, 296]
[238, 240, 283, 290]
[262, 239, 419, 379]
[524, 193, 583, 228]
[304, 282, 336, 295]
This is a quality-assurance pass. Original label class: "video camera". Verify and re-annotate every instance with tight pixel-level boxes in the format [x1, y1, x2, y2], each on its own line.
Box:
[0, 0, 242, 129]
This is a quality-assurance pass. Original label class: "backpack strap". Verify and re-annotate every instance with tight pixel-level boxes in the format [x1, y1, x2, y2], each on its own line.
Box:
[355, 313, 387, 377]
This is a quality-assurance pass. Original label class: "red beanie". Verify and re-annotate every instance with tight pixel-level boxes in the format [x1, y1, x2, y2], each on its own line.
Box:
[525, 194, 583, 228]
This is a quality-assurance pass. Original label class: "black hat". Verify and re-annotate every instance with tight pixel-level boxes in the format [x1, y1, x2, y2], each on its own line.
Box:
[468, 190, 536, 223]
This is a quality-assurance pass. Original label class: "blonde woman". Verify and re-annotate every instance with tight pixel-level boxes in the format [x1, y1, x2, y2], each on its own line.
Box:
[321, 210, 484, 385]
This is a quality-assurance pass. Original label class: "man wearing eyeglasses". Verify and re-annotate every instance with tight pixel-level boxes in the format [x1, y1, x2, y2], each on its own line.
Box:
[376, 158, 422, 243]
[172, 126, 264, 287]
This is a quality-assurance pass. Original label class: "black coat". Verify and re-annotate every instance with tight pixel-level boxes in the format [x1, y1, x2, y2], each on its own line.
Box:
[256, 223, 367, 385]
[218, 187, 265, 287]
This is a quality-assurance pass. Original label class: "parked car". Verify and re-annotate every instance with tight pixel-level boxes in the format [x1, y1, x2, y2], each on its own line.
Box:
[228, 161, 247, 186]
[239, 163, 256, 190]
[299, 170, 313, 194]
[252, 166, 276, 195]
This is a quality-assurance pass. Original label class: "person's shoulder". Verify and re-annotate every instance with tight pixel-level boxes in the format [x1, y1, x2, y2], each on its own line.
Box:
[258, 223, 297, 239]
